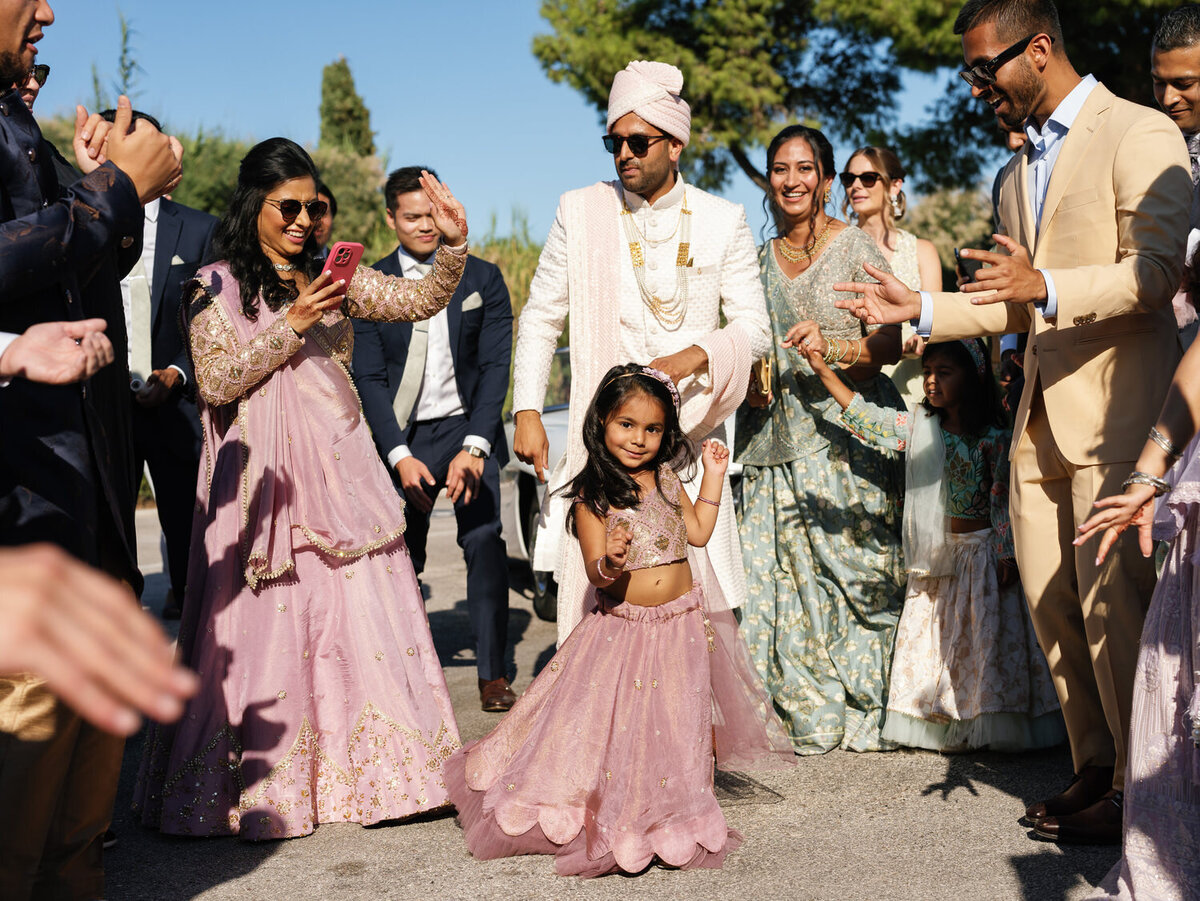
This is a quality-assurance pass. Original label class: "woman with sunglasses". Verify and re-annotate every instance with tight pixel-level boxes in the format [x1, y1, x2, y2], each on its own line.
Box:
[840, 148, 942, 406]
[133, 138, 468, 841]
[735, 124, 905, 755]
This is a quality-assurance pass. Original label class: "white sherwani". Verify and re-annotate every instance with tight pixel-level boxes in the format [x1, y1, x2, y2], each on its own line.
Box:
[513, 176, 770, 645]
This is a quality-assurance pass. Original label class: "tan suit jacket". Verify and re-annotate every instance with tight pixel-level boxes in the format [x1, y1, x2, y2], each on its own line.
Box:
[931, 84, 1191, 465]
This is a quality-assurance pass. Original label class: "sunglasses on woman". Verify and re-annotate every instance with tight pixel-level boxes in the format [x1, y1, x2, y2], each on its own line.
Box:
[27, 64, 49, 86]
[839, 171, 882, 189]
[958, 34, 1049, 89]
[263, 198, 329, 223]
[601, 132, 672, 157]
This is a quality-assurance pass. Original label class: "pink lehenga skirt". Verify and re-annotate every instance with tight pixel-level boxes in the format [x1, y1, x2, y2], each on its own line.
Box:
[445, 579, 794, 878]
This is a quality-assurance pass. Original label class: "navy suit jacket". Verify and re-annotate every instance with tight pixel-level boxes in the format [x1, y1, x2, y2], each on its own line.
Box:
[151, 198, 216, 379]
[352, 249, 513, 467]
[0, 89, 143, 580]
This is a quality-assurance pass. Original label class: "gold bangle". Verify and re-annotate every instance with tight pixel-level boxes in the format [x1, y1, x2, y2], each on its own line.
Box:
[849, 340, 863, 366]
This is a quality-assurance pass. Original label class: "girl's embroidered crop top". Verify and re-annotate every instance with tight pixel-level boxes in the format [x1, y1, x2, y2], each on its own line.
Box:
[605, 466, 690, 571]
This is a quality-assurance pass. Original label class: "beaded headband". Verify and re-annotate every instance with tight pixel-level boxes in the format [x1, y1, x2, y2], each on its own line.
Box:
[961, 339, 987, 377]
[603, 366, 681, 410]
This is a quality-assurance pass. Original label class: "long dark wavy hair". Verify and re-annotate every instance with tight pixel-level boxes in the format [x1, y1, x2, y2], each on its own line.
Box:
[920, 339, 1008, 436]
[762, 124, 836, 243]
[211, 138, 323, 320]
[564, 363, 695, 535]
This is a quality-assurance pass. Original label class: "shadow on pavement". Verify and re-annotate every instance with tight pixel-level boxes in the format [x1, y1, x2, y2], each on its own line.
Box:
[427, 598, 534, 683]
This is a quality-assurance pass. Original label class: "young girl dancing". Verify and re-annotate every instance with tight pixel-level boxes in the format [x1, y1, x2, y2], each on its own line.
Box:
[793, 327, 1064, 752]
[445, 363, 794, 877]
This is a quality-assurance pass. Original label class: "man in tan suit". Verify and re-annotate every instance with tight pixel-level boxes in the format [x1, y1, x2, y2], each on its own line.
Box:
[835, 0, 1190, 844]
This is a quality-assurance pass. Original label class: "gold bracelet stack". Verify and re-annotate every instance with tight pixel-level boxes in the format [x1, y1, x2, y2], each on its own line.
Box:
[1149, 426, 1183, 459]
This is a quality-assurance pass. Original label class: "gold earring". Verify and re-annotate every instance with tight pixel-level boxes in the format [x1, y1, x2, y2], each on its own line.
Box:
[824, 187, 831, 204]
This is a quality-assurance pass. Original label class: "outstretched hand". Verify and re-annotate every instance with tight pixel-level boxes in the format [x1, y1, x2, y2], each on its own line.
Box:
[420, 170, 468, 246]
[958, 235, 1047, 305]
[1073, 483, 1157, 565]
[0, 319, 113, 384]
[833, 263, 922, 326]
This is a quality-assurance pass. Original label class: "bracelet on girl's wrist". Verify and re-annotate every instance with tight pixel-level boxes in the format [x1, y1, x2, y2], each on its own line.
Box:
[696, 495, 720, 508]
[1122, 471, 1171, 496]
[595, 557, 617, 582]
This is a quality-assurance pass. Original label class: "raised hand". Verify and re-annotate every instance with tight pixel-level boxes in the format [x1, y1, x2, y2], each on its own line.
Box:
[700, 438, 730, 479]
[72, 105, 115, 174]
[1073, 483, 1157, 565]
[959, 235, 1047, 305]
[419, 170, 468, 246]
[833, 262, 922, 326]
[104, 96, 184, 204]
[285, 271, 346, 334]
[0, 319, 113, 384]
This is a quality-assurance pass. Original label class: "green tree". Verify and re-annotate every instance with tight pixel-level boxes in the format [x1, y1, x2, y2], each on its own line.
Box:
[533, 0, 898, 192]
[319, 58, 375, 156]
[311, 143, 392, 258]
[171, 129, 253, 217]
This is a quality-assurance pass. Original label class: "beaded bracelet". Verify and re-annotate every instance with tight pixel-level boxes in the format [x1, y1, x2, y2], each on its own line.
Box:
[696, 496, 720, 507]
[1122, 471, 1171, 496]
[595, 557, 617, 582]
[1149, 426, 1183, 459]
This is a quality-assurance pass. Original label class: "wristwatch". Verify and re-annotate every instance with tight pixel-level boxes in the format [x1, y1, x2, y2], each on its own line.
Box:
[464, 445, 487, 459]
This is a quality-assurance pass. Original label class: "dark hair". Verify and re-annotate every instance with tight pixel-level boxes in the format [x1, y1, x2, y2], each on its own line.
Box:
[763, 125, 835, 241]
[98, 108, 163, 131]
[385, 166, 435, 212]
[953, 0, 1064, 51]
[1154, 5, 1200, 52]
[920, 339, 1008, 435]
[211, 138, 321, 320]
[564, 363, 695, 535]
[840, 146, 909, 224]
[316, 180, 338, 218]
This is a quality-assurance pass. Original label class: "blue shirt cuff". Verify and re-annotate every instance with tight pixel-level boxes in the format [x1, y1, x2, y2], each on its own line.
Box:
[1035, 269, 1057, 318]
[915, 292, 934, 338]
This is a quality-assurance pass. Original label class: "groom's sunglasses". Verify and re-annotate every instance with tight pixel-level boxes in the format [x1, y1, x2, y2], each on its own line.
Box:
[602, 132, 672, 157]
[263, 198, 328, 223]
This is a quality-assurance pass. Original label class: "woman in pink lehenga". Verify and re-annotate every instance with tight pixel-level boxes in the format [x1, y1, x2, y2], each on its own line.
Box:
[133, 138, 469, 840]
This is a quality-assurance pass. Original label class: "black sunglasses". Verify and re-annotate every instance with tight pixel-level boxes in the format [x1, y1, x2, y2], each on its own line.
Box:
[27, 64, 48, 87]
[263, 197, 328, 223]
[959, 35, 1050, 89]
[839, 171, 882, 189]
[602, 132, 672, 156]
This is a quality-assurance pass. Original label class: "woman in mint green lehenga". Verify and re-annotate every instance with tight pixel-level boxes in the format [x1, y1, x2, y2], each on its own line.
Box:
[734, 125, 905, 754]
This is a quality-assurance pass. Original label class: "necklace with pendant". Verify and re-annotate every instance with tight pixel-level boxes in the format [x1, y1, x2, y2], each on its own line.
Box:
[620, 190, 691, 330]
[778, 219, 833, 264]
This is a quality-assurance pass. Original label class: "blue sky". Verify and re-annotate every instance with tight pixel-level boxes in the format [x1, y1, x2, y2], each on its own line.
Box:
[36, 1, 956, 242]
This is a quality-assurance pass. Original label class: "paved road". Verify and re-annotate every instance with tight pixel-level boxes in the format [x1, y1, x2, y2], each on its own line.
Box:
[107, 506, 1119, 900]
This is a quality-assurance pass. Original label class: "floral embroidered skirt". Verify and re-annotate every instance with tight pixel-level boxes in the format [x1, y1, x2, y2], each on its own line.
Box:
[445, 583, 739, 877]
[132, 538, 460, 840]
[881, 529, 1064, 752]
[738, 449, 904, 754]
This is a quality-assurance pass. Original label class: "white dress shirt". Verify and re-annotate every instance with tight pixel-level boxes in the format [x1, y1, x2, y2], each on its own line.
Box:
[386, 246, 490, 468]
[118, 198, 188, 384]
[917, 75, 1100, 333]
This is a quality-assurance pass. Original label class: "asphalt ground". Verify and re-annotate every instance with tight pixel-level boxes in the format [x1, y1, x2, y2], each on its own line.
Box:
[105, 504, 1121, 901]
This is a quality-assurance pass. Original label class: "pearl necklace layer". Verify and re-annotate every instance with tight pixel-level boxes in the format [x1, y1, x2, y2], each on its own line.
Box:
[620, 191, 692, 330]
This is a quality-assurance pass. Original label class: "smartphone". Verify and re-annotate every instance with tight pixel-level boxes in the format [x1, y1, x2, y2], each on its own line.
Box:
[322, 241, 364, 291]
[954, 247, 985, 283]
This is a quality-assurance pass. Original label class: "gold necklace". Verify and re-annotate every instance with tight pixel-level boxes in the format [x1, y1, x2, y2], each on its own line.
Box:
[620, 191, 691, 330]
[778, 220, 833, 263]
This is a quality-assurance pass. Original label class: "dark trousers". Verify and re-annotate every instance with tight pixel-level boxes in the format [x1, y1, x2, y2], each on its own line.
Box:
[402, 415, 508, 681]
[132, 397, 202, 600]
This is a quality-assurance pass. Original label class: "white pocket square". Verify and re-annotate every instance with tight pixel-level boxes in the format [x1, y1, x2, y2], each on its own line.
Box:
[461, 291, 483, 312]
[170, 254, 187, 266]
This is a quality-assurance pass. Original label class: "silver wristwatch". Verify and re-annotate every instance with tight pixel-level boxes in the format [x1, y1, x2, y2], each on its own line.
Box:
[464, 445, 487, 459]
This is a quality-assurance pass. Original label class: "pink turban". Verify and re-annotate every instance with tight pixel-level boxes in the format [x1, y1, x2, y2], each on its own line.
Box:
[606, 60, 691, 147]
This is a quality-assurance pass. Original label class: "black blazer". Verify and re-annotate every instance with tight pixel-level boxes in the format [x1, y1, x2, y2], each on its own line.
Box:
[0, 89, 143, 580]
[352, 249, 513, 466]
[150, 198, 216, 379]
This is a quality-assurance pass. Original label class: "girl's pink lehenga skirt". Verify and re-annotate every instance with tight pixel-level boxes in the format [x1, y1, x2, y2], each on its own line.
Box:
[446, 580, 794, 878]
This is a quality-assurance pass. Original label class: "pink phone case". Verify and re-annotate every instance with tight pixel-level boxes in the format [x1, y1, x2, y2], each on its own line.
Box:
[322, 241, 365, 290]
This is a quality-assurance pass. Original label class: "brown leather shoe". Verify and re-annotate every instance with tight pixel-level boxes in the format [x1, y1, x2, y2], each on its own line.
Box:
[1022, 764, 1114, 826]
[1033, 790, 1123, 844]
[479, 677, 516, 712]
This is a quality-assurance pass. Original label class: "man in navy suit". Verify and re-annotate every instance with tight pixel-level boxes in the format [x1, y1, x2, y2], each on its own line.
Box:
[103, 114, 217, 617]
[353, 166, 515, 711]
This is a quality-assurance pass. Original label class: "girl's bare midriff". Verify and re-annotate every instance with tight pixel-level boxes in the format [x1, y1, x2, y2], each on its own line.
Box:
[601, 560, 694, 607]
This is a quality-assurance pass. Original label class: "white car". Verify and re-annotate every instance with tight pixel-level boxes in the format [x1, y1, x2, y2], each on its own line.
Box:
[500, 348, 742, 622]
